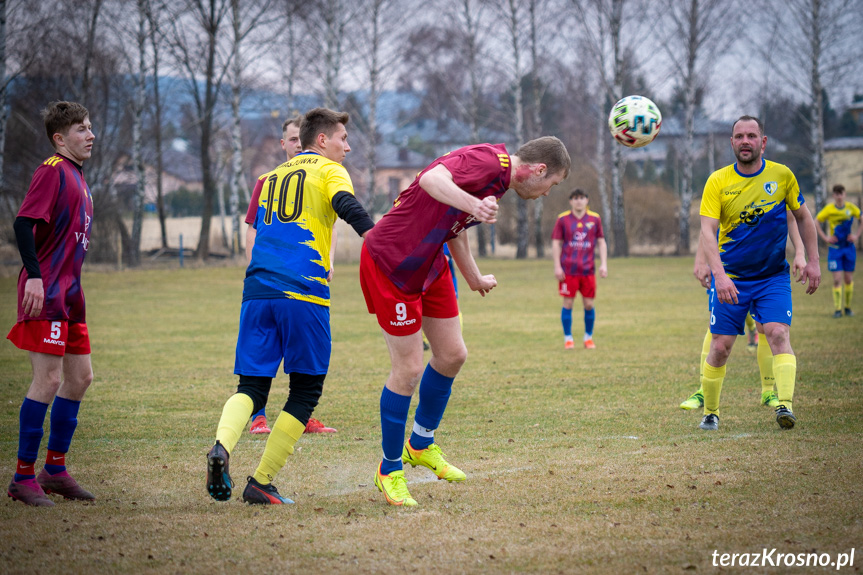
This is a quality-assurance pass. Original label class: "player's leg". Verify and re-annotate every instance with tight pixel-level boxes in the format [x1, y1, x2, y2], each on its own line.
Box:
[38, 344, 95, 501]
[581, 275, 597, 348]
[404, 315, 466, 482]
[699, 283, 749, 430]
[680, 329, 710, 410]
[754, 320, 779, 407]
[245, 371, 324, 505]
[559, 276, 576, 349]
[8, 349, 63, 506]
[207, 300, 278, 501]
[843, 250, 854, 316]
[376, 330, 422, 506]
[745, 312, 758, 352]
[753, 273, 797, 429]
[830, 256, 843, 317]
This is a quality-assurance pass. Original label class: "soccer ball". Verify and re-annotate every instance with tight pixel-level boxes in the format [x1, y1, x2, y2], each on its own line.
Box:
[608, 95, 662, 148]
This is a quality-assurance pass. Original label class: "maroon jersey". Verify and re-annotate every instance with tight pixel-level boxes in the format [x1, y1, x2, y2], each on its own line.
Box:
[16, 154, 93, 322]
[364, 143, 512, 294]
[552, 209, 604, 276]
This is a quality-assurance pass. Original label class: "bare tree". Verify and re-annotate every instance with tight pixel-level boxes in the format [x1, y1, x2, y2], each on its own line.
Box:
[496, 0, 529, 258]
[228, 0, 273, 256]
[146, 0, 169, 249]
[344, 0, 411, 212]
[527, 0, 549, 258]
[166, 0, 232, 260]
[128, 0, 149, 266]
[0, 0, 52, 224]
[571, 0, 651, 257]
[658, 0, 733, 255]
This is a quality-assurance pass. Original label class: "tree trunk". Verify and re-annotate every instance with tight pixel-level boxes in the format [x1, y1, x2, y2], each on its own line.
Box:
[228, 0, 243, 256]
[506, 0, 528, 259]
[130, 0, 148, 266]
[609, 0, 628, 257]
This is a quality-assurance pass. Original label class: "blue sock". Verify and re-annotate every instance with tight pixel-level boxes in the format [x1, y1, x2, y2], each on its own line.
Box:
[410, 365, 455, 450]
[561, 307, 573, 337]
[379, 387, 411, 475]
[15, 398, 49, 482]
[584, 308, 595, 338]
[45, 397, 80, 474]
[252, 406, 266, 420]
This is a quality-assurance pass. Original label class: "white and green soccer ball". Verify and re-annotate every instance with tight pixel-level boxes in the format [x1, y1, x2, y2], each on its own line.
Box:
[608, 95, 662, 148]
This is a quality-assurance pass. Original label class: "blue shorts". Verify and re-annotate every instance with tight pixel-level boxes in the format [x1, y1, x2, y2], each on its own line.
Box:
[709, 272, 791, 336]
[706, 288, 760, 323]
[827, 245, 856, 273]
[235, 298, 331, 376]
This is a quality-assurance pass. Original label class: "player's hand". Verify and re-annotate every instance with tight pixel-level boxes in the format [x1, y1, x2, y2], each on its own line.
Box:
[791, 253, 806, 280]
[598, 264, 608, 278]
[554, 266, 565, 282]
[22, 278, 44, 317]
[472, 196, 499, 224]
[849, 234, 860, 245]
[693, 262, 711, 288]
[327, 268, 334, 282]
[714, 274, 739, 304]
[797, 260, 821, 295]
[470, 274, 497, 297]
[827, 235, 838, 244]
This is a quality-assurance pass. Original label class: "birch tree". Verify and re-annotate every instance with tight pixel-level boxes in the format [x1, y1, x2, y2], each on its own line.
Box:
[497, 0, 529, 258]
[779, 0, 862, 213]
[658, 0, 733, 255]
[345, 0, 410, 211]
[228, 0, 273, 256]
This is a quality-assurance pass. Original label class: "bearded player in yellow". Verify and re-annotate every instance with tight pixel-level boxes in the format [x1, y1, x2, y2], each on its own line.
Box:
[206, 108, 374, 504]
[697, 115, 820, 432]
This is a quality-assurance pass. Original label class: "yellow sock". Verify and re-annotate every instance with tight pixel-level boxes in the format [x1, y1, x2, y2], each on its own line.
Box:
[215, 393, 254, 454]
[744, 312, 756, 334]
[833, 287, 843, 311]
[702, 362, 726, 416]
[773, 354, 796, 412]
[756, 336, 775, 394]
[845, 282, 853, 309]
[699, 330, 711, 381]
[252, 411, 306, 485]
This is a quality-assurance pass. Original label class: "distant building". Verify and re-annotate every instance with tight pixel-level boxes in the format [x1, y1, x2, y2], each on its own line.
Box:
[825, 137, 863, 197]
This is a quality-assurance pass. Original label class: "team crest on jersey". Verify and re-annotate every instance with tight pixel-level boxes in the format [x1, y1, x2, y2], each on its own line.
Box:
[585, 222, 595, 230]
[764, 182, 778, 196]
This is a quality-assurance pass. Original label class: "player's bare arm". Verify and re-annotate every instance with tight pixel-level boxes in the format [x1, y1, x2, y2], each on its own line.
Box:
[693, 242, 711, 288]
[419, 164, 499, 224]
[700, 215, 738, 304]
[790, 205, 821, 294]
[448, 233, 496, 296]
[552, 239, 565, 281]
[597, 237, 608, 278]
[786, 210, 806, 279]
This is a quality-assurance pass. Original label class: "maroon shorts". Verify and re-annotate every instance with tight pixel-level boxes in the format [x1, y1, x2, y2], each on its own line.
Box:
[559, 275, 596, 299]
[7, 320, 91, 356]
[360, 244, 459, 336]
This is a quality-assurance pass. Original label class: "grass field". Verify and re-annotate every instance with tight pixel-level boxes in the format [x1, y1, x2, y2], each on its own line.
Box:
[0, 257, 861, 574]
